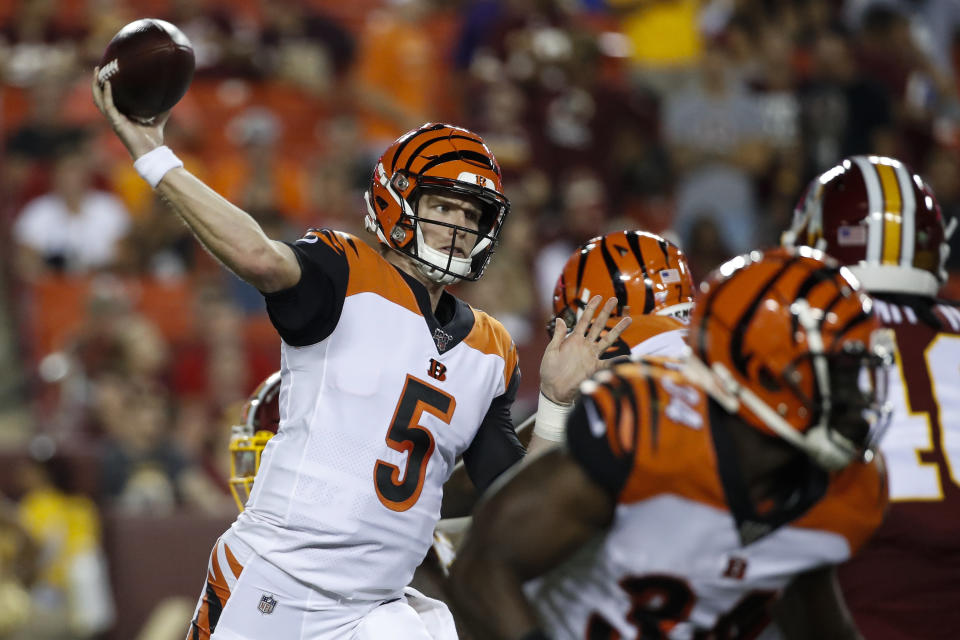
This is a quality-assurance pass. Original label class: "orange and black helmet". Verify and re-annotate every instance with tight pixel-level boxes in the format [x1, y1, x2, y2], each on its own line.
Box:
[688, 247, 893, 470]
[552, 230, 694, 331]
[229, 371, 281, 512]
[783, 155, 954, 296]
[364, 123, 510, 285]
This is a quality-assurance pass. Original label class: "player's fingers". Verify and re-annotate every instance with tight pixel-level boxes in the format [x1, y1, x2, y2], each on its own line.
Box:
[586, 298, 618, 343]
[98, 79, 121, 121]
[598, 316, 632, 351]
[548, 318, 565, 348]
[91, 67, 104, 110]
[572, 296, 602, 338]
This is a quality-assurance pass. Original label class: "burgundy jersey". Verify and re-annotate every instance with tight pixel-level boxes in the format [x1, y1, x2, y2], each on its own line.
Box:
[838, 293, 960, 639]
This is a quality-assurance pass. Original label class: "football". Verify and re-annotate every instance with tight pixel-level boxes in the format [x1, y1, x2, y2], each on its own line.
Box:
[97, 18, 195, 123]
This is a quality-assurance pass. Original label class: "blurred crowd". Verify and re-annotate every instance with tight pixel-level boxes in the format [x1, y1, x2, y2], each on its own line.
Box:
[1, 0, 959, 637]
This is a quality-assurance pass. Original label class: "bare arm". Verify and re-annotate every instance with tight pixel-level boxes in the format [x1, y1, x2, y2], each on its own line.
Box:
[773, 565, 862, 640]
[447, 447, 615, 639]
[91, 71, 300, 293]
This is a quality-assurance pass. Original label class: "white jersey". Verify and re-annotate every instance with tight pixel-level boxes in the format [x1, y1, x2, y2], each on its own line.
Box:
[233, 230, 521, 600]
[526, 362, 887, 639]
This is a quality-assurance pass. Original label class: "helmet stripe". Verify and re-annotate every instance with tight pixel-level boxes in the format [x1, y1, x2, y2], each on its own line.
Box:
[390, 124, 444, 169]
[625, 232, 655, 314]
[418, 149, 495, 175]
[575, 245, 590, 299]
[729, 257, 803, 376]
[599, 236, 629, 315]
[853, 156, 884, 263]
[656, 238, 672, 267]
[404, 134, 487, 172]
[876, 162, 903, 265]
[893, 160, 916, 267]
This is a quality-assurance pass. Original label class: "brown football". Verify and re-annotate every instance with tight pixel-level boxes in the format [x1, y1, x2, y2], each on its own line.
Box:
[97, 18, 194, 122]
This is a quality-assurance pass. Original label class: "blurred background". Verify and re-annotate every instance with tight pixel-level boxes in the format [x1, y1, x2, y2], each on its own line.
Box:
[1, 0, 959, 638]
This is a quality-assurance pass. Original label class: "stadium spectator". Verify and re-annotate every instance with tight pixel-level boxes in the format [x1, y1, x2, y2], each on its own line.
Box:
[12, 146, 131, 281]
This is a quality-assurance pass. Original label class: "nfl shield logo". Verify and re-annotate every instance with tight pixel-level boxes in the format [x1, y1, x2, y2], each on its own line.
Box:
[258, 594, 277, 615]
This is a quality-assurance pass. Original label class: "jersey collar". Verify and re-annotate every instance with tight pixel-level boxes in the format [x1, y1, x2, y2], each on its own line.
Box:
[396, 269, 475, 355]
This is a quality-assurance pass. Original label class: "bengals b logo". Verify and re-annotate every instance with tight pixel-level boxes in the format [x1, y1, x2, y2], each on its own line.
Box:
[427, 358, 447, 381]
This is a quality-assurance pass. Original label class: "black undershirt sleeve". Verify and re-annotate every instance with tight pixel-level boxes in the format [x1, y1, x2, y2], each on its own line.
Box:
[566, 395, 634, 498]
[262, 231, 350, 347]
[462, 364, 525, 493]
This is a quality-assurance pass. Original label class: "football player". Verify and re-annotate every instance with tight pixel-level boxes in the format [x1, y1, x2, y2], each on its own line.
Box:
[783, 154, 960, 639]
[92, 76, 628, 639]
[551, 230, 694, 356]
[528, 230, 694, 455]
[448, 247, 893, 639]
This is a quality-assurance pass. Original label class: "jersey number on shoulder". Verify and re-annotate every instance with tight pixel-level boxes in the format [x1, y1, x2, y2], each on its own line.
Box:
[887, 334, 960, 501]
[586, 574, 775, 639]
[374, 375, 456, 512]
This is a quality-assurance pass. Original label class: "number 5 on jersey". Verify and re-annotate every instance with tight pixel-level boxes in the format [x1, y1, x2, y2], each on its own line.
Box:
[375, 375, 456, 512]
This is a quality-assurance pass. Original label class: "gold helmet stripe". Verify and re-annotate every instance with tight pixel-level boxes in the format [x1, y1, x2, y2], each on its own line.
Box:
[876, 161, 903, 265]
[892, 159, 917, 267]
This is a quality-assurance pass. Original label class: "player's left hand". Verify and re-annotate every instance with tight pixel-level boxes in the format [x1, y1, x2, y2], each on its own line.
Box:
[539, 296, 631, 405]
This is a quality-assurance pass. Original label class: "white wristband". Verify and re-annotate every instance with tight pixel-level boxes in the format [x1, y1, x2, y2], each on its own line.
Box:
[533, 392, 573, 443]
[133, 146, 183, 188]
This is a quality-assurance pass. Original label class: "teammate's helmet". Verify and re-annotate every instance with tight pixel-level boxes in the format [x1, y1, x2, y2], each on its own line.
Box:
[229, 371, 281, 512]
[552, 231, 694, 331]
[688, 247, 893, 470]
[364, 123, 510, 285]
[783, 155, 955, 296]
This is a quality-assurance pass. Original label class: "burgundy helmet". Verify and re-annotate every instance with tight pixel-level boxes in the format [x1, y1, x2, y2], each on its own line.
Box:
[783, 155, 955, 296]
[229, 371, 281, 511]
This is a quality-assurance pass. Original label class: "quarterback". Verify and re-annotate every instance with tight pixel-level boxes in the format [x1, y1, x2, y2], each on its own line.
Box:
[92, 72, 626, 639]
[784, 154, 960, 639]
[449, 248, 893, 639]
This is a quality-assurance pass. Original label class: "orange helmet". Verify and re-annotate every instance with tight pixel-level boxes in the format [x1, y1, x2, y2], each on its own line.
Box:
[783, 155, 955, 296]
[229, 371, 281, 512]
[364, 123, 510, 285]
[552, 230, 694, 330]
[688, 247, 893, 470]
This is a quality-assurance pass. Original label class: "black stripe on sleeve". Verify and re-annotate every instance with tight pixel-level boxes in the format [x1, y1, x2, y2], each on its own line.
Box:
[262, 233, 349, 346]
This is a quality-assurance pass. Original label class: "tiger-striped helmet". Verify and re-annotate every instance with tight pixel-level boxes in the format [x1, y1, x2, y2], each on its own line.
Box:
[688, 247, 893, 470]
[783, 155, 954, 296]
[552, 230, 694, 330]
[364, 123, 510, 285]
[229, 371, 281, 512]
